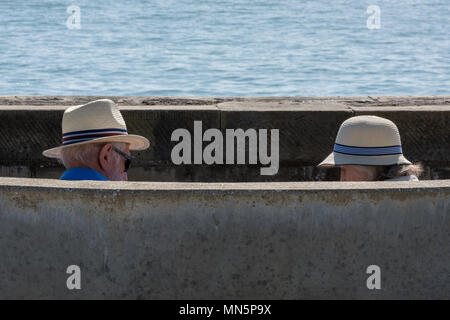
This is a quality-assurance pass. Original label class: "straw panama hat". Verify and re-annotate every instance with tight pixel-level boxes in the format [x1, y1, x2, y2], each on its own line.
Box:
[318, 115, 412, 167]
[43, 99, 150, 159]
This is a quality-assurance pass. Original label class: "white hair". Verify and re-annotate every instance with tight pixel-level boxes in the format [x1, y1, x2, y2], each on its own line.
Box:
[59, 142, 127, 169]
[349, 163, 423, 181]
[377, 163, 423, 180]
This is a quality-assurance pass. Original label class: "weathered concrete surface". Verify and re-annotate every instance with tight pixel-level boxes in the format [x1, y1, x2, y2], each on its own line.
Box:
[0, 96, 448, 181]
[0, 177, 449, 299]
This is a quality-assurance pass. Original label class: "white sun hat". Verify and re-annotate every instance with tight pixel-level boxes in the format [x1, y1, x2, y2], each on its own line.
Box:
[318, 115, 412, 167]
[43, 99, 150, 159]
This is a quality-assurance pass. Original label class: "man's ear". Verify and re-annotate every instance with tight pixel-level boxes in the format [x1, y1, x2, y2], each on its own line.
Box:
[98, 143, 114, 171]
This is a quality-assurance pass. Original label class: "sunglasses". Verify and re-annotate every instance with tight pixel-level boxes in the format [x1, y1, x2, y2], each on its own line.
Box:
[112, 147, 132, 172]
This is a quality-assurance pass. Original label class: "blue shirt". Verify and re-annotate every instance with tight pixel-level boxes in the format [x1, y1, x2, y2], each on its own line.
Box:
[60, 167, 108, 181]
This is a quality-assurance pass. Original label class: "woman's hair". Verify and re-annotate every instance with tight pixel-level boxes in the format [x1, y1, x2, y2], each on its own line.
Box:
[376, 163, 423, 181]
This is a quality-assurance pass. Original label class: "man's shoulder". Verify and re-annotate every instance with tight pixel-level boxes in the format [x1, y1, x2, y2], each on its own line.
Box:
[60, 167, 108, 181]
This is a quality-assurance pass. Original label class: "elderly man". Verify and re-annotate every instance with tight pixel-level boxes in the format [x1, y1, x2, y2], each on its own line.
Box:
[43, 99, 149, 181]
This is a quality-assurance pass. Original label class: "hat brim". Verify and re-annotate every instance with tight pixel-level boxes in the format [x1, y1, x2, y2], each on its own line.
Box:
[318, 152, 412, 167]
[42, 134, 150, 159]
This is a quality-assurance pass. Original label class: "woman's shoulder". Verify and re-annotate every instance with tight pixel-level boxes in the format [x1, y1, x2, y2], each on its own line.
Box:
[385, 175, 419, 182]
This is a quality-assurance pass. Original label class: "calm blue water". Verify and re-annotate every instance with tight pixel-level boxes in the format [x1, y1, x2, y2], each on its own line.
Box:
[0, 0, 449, 96]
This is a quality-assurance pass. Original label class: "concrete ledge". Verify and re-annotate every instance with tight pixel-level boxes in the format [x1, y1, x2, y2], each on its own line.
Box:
[0, 176, 449, 191]
[0, 178, 449, 299]
[0, 96, 448, 181]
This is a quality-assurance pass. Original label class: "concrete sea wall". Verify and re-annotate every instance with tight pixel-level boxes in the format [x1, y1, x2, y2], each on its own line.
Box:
[0, 96, 449, 181]
[0, 178, 449, 299]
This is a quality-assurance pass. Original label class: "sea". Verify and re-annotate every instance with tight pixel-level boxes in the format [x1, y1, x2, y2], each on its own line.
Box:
[0, 0, 449, 96]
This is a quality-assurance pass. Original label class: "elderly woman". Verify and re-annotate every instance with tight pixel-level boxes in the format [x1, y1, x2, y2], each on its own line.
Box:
[318, 115, 422, 181]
